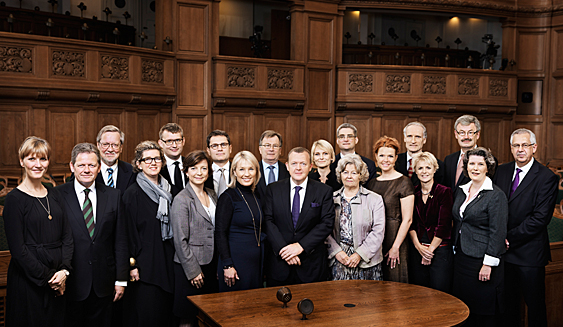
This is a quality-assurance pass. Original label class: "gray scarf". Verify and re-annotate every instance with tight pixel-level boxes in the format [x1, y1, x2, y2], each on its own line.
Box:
[136, 172, 174, 241]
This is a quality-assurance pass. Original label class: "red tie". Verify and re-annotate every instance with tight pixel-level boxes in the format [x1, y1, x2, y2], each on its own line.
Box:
[407, 158, 413, 178]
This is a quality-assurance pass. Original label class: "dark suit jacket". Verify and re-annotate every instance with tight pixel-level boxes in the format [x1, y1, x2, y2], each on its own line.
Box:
[263, 178, 335, 283]
[452, 181, 508, 259]
[160, 156, 185, 197]
[443, 151, 471, 193]
[204, 162, 232, 193]
[396, 152, 445, 187]
[330, 153, 379, 189]
[493, 160, 559, 267]
[256, 161, 290, 200]
[57, 181, 128, 302]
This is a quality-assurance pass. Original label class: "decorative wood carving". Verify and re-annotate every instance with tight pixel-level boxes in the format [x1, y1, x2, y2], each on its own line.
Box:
[458, 77, 479, 95]
[349, 74, 373, 92]
[101, 55, 129, 80]
[141, 59, 164, 84]
[0, 46, 33, 73]
[268, 69, 293, 90]
[227, 67, 255, 88]
[52, 51, 85, 77]
[386, 75, 411, 93]
[489, 79, 508, 97]
[423, 76, 446, 94]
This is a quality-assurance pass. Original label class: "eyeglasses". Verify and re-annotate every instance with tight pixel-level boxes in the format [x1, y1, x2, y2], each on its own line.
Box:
[99, 142, 121, 150]
[337, 134, 356, 140]
[260, 144, 281, 149]
[456, 130, 477, 137]
[341, 171, 359, 176]
[209, 142, 229, 150]
[511, 143, 535, 149]
[140, 157, 162, 164]
[161, 138, 183, 146]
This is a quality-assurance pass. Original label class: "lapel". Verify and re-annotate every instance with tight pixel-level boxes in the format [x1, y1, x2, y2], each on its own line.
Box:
[116, 160, 130, 190]
[160, 161, 172, 184]
[185, 183, 213, 224]
[448, 151, 461, 185]
[509, 160, 539, 202]
[279, 161, 290, 180]
[463, 190, 487, 216]
[296, 181, 314, 229]
[93, 182, 108, 240]
[498, 162, 515, 196]
[258, 161, 267, 189]
[279, 179, 292, 229]
[62, 183, 93, 239]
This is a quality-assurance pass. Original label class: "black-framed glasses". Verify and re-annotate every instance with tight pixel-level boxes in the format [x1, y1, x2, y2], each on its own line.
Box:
[140, 157, 162, 164]
[161, 138, 183, 146]
[209, 142, 230, 150]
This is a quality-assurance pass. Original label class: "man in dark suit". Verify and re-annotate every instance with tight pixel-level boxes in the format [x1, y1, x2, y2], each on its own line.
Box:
[396, 121, 444, 186]
[256, 130, 290, 199]
[264, 147, 335, 286]
[443, 115, 481, 194]
[95, 125, 135, 193]
[58, 143, 128, 327]
[158, 123, 186, 197]
[204, 130, 232, 197]
[494, 129, 559, 327]
[330, 123, 378, 188]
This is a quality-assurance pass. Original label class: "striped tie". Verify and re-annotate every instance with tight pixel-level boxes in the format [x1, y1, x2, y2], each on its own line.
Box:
[107, 168, 114, 188]
[83, 189, 95, 238]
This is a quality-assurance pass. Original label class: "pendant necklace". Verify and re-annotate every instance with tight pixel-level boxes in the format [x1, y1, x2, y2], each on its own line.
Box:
[24, 183, 52, 220]
[237, 187, 262, 247]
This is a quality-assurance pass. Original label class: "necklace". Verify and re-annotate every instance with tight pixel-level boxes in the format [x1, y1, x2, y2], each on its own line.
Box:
[23, 183, 52, 220]
[237, 187, 262, 247]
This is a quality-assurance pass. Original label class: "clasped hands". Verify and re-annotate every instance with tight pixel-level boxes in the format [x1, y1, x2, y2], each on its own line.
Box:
[335, 251, 361, 268]
[280, 243, 303, 265]
[48, 270, 67, 296]
[416, 244, 435, 266]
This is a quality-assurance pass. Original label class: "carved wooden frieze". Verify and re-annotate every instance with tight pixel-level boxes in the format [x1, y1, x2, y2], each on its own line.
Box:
[386, 74, 411, 93]
[489, 79, 508, 97]
[423, 76, 446, 94]
[458, 77, 479, 95]
[141, 59, 164, 84]
[227, 67, 255, 88]
[52, 50, 85, 77]
[101, 55, 129, 80]
[349, 74, 373, 92]
[0, 46, 33, 73]
[267, 69, 293, 90]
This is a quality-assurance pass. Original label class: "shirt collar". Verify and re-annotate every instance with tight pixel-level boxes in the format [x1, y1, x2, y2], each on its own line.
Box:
[515, 157, 534, 175]
[101, 161, 118, 171]
[290, 176, 308, 191]
[74, 177, 96, 195]
[262, 160, 279, 170]
[460, 176, 493, 196]
[212, 161, 230, 172]
[164, 155, 181, 167]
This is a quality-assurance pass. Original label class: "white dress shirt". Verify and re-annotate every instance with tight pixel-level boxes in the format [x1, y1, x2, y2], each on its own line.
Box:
[262, 160, 280, 185]
[512, 157, 534, 185]
[212, 161, 231, 192]
[290, 177, 308, 213]
[100, 161, 119, 187]
[74, 179, 97, 222]
[164, 155, 185, 186]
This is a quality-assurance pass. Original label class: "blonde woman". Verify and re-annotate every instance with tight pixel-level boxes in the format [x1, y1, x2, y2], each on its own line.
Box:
[309, 139, 339, 191]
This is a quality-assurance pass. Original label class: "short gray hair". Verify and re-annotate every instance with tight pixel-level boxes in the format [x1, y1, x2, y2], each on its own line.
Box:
[337, 123, 357, 137]
[71, 143, 101, 164]
[97, 125, 125, 144]
[403, 121, 427, 138]
[335, 154, 369, 184]
[454, 115, 481, 132]
[510, 128, 536, 145]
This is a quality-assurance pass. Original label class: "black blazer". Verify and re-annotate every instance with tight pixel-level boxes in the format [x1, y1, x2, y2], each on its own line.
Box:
[330, 153, 379, 189]
[57, 181, 128, 302]
[396, 152, 445, 187]
[160, 156, 185, 197]
[256, 161, 290, 200]
[451, 181, 508, 260]
[443, 151, 471, 193]
[263, 178, 335, 283]
[493, 160, 559, 267]
[204, 161, 232, 193]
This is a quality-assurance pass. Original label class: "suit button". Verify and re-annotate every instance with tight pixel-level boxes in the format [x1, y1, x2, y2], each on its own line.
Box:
[88, 261, 92, 265]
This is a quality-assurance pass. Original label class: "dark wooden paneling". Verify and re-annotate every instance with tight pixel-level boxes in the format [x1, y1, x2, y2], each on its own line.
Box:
[0, 108, 29, 169]
[179, 115, 208, 153]
[49, 110, 79, 166]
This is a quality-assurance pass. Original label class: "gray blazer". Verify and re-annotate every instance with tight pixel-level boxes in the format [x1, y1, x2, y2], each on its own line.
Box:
[170, 183, 218, 280]
[452, 182, 508, 260]
[327, 186, 386, 268]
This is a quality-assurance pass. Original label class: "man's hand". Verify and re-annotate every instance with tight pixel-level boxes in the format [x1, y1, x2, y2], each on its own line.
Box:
[280, 243, 304, 264]
[113, 285, 125, 302]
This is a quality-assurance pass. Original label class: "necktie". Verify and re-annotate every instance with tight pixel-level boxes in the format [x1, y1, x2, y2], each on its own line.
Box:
[173, 161, 183, 187]
[291, 186, 302, 228]
[509, 168, 522, 198]
[83, 189, 95, 238]
[107, 168, 114, 188]
[407, 158, 413, 178]
[217, 168, 227, 196]
[455, 153, 464, 186]
[268, 165, 276, 185]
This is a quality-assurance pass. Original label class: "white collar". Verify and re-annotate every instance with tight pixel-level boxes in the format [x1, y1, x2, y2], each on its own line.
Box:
[101, 161, 118, 171]
[74, 177, 96, 195]
[164, 155, 181, 167]
[290, 176, 309, 191]
[515, 157, 534, 175]
[460, 176, 493, 195]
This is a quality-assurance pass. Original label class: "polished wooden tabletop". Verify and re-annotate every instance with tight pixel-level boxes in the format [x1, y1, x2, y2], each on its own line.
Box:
[188, 280, 469, 326]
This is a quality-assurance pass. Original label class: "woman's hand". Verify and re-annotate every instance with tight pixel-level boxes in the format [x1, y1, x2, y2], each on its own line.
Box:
[421, 257, 432, 265]
[335, 251, 349, 265]
[130, 268, 140, 282]
[191, 272, 205, 289]
[385, 246, 400, 269]
[346, 253, 362, 268]
[224, 267, 239, 287]
[479, 265, 492, 282]
[48, 270, 67, 289]
[416, 244, 435, 261]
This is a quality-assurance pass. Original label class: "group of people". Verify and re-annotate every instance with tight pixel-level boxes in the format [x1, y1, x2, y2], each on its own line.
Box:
[2, 115, 558, 327]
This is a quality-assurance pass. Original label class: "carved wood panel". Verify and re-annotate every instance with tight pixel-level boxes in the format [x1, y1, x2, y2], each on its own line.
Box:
[177, 3, 208, 54]
[0, 46, 33, 74]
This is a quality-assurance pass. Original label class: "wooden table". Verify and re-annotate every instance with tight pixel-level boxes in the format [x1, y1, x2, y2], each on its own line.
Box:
[188, 280, 469, 326]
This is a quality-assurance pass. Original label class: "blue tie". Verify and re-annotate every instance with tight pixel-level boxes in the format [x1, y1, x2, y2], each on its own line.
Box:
[292, 186, 301, 228]
[268, 165, 276, 185]
[107, 168, 114, 188]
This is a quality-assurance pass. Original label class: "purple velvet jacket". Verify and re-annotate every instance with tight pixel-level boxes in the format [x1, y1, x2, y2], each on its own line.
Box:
[410, 183, 453, 245]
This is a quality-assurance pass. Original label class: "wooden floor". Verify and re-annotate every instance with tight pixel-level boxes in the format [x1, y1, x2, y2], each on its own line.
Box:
[188, 280, 469, 326]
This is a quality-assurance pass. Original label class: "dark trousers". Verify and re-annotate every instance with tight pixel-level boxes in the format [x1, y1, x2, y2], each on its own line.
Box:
[503, 262, 547, 327]
[66, 288, 113, 327]
[408, 243, 453, 293]
[268, 267, 304, 287]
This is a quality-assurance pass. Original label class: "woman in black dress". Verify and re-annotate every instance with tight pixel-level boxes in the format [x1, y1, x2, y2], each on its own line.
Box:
[308, 139, 339, 191]
[123, 141, 175, 327]
[451, 147, 507, 327]
[215, 151, 265, 291]
[3, 136, 73, 326]
[170, 150, 218, 326]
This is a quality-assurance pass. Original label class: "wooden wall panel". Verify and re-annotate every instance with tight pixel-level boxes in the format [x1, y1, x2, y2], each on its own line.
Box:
[554, 29, 563, 71]
[178, 62, 207, 108]
[49, 110, 79, 166]
[221, 113, 251, 157]
[178, 115, 208, 153]
[308, 70, 331, 111]
[0, 108, 29, 169]
[308, 17, 333, 64]
[306, 118, 333, 152]
[136, 112, 162, 144]
[553, 78, 563, 116]
[480, 118, 505, 162]
[549, 123, 563, 161]
[177, 4, 208, 54]
[517, 32, 546, 72]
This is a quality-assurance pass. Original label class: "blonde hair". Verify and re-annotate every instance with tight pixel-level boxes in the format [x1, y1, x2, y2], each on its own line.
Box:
[311, 139, 335, 167]
[412, 152, 439, 172]
[19, 136, 51, 161]
[228, 151, 261, 191]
